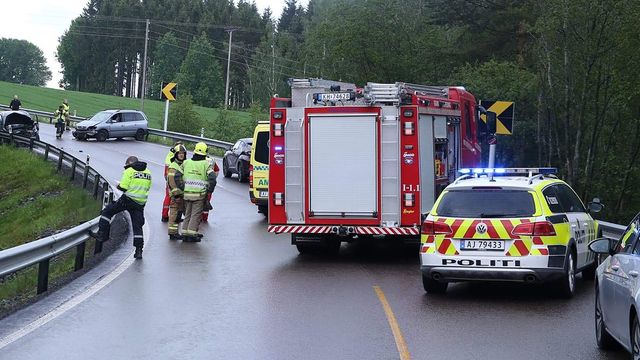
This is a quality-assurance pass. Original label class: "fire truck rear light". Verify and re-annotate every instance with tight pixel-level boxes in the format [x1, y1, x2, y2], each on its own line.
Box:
[274, 192, 284, 206]
[273, 123, 284, 137]
[421, 220, 452, 235]
[404, 193, 415, 207]
[511, 221, 556, 237]
[273, 111, 283, 119]
[403, 122, 414, 135]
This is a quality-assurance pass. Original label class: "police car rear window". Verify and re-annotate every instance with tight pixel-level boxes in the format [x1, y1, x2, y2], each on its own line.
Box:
[436, 190, 535, 218]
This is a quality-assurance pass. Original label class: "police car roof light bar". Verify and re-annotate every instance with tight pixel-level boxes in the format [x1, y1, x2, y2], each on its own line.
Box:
[458, 167, 557, 177]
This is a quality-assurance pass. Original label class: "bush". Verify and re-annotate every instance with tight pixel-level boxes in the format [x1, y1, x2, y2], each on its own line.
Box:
[167, 94, 204, 136]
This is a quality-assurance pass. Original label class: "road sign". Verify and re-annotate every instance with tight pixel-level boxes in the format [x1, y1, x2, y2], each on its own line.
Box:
[479, 101, 515, 135]
[161, 82, 177, 101]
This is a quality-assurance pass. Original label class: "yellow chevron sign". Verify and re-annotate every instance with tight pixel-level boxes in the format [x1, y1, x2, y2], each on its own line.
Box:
[161, 82, 177, 101]
[479, 101, 515, 135]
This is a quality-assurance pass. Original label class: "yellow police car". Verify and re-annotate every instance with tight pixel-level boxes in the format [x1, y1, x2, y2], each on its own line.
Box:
[420, 168, 603, 297]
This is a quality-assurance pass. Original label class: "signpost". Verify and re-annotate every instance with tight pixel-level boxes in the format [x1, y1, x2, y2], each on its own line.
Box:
[161, 82, 177, 131]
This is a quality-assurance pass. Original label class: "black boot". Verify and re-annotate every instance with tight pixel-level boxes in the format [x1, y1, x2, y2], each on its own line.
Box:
[88, 230, 108, 242]
[169, 234, 182, 241]
[161, 216, 169, 223]
[134, 246, 143, 259]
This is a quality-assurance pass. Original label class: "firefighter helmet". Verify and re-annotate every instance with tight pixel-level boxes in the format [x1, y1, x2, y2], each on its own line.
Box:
[172, 144, 187, 161]
[194, 142, 208, 156]
[125, 156, 138, 167]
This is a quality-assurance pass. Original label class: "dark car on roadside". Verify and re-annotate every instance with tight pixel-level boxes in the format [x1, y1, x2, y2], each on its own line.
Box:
[0, 110, 39, 140]
[223, 138, 252, 182]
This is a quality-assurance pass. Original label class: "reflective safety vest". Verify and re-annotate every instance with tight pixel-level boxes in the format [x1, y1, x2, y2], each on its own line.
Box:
[165, 151, 174, 166]
[183, 159, 209, 200]
[120, 167, 152, 205]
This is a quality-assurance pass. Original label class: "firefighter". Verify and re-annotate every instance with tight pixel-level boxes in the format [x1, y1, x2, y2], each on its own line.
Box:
[53, 105, 67, 139]
[201, 155, 220, 222]
[9, 95, 21, 110]
[162, 141, 183, 222]
[182, 142, 216, 242]
[61, 99, 70, 130]
[167, 144, 187, 240]
[90, 156, 152, 259]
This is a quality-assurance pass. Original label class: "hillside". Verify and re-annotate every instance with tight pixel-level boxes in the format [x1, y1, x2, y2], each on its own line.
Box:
[0, 81, 254, 140]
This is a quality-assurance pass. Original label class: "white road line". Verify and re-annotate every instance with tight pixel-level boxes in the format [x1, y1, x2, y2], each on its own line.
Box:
[0, 222, 151, 350]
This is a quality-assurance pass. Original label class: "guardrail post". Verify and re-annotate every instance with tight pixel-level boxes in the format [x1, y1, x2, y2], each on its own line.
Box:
[57, 152, 64, 172]
[74, 242, 86, 271]
[82, 165, 90, 189]
[94, 237, 103, 255]
[93, 174, 101, 199]
[43, 144, 49, 161]
[37, 259, 50, 294]
[70, 158, 77, 181]
[29, 138, 34, 150]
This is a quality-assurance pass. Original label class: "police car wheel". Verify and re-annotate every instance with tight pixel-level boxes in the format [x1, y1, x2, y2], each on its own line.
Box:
[595, 284, 617, 350]
[582, 259, 597, 281]
[556, 251, 576, 298]
[422, 274, 448, 294]
[632, 315, 640, 360]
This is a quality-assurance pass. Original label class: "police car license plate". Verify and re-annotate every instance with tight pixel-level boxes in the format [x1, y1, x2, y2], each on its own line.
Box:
[460, 240, 504, 251]
[259, 191, 268, 198]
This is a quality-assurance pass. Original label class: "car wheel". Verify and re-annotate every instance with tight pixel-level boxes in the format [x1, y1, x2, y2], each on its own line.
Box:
[223, 158, 232, 178]
[96, 130, 108, 142]
[422, 274, 448, 294]
[582, 257, 598, 281]
[237, 161, 248, 183]
[633, 315, 640, 359]
[595, 284, 617, 350]
[258, 205, 268, 217]
[135, 129, 145, 141]
[556, 250, 576, 298]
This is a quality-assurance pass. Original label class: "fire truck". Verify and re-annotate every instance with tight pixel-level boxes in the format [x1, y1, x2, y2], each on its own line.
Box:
[267, 78, 482, 253]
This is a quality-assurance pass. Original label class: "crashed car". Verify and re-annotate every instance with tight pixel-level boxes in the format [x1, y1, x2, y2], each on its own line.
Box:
[0, 110, 39, 140]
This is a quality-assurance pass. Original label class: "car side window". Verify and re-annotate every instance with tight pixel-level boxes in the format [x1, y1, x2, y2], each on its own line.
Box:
[135, 113, 146, 122]
[555, 184, 586, 213]
[542, 185, 563, 213]
[122, 113, 137, 122]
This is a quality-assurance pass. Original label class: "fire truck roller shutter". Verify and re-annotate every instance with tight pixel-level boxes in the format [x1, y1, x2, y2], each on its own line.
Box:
[309, 114, 378, 216]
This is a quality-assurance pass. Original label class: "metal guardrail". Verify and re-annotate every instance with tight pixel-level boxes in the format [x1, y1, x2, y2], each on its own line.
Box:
[599, 220, 627, 241]
[0, 132, 114, 294]
[0, 105, 233, 150]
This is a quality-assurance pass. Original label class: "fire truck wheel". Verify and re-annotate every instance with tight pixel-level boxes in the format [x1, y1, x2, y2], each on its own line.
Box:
[422, 274, 448, 294]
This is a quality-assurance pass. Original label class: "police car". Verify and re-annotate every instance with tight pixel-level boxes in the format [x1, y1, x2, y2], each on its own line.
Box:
[420, 168, 603, 297]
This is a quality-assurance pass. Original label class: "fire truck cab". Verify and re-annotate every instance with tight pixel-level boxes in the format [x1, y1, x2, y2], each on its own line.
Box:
[267, 78, 481, 254]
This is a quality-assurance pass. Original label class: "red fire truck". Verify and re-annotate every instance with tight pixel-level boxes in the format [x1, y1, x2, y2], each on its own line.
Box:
[267, 78, 482, 253]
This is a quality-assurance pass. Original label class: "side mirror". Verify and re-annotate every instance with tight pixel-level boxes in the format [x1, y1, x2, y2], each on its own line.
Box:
[588, 197, 604, 213]
[588, 238, 614, 255]
[486, 111, 497, 135]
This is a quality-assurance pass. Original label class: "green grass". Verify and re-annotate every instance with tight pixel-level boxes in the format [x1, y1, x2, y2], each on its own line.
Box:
[0, 81, 252, 134]
[0, 145, 102, 250]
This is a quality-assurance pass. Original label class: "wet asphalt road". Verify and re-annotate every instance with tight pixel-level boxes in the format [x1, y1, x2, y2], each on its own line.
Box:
[0, 125, 630, 359]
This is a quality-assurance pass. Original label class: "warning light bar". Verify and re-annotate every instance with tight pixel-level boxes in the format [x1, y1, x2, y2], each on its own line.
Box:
[458, 168, 557, 176]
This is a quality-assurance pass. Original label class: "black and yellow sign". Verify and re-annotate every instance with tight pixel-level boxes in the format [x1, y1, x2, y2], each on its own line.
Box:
[161, 82, 177, 101]
[479, 100, 515, 135]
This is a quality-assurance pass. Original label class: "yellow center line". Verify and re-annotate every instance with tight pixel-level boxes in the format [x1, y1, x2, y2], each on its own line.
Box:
[373, 285, 411, 360]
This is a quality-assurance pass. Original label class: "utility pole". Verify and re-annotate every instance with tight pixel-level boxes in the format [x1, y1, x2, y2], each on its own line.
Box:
[224, 27, 238, 109]
[140, 19, 150, 111]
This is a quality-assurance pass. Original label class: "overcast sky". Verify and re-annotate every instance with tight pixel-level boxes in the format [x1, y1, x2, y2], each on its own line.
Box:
[0, 0, 305, 89]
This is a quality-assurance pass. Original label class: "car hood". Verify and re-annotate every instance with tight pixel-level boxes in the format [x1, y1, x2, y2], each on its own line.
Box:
[2, 110, 34, 127]
[77, 118, 103, 127]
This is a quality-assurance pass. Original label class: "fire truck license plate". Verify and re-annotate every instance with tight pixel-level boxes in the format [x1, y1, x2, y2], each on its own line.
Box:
[459, 240, 504, 251]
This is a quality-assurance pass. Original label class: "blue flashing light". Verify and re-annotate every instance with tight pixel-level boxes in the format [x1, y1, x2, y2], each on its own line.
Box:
[459, 168, 471, 174]
[538, 167, 558, 175]
[472, 168, 484, 174]
[274, 146, 283, 151]
[494, 168, 506, 174]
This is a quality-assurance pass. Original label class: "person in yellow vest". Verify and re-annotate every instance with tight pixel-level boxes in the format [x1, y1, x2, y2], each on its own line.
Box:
[162, 141, 183, 222]
[90, 156, 152, 259]
[167, 144, 187, 240]
[182, 142, 216, 242]
[61, 99, 70, 130]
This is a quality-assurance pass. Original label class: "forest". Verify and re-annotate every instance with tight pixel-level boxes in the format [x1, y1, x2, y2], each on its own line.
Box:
[56, 0, 640, 222]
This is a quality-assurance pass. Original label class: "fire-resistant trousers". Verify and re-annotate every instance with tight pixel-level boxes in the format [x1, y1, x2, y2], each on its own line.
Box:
[98, 195, 146, 248]
[183, 197, 205, 236]
[201, 192, 212, 221]
[168, 197, 184, 235]
[161, 165, 170, 218]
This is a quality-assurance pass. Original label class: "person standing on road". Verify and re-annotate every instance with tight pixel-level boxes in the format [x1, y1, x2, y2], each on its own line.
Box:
[201, 155, 220, 222]
[167, 144, 187, 240]
[162, 141, 183, 222]
[61, 99, 70, 130]
[53, 105, 67, 138]
[182, 142, 216, 242]
[9, 95, 21, 110]
[90, 156, 152, 259]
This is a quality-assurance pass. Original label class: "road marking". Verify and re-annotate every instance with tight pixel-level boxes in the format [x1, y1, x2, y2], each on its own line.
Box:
[0, 222, 151, 350]
[373, 285, 411, 360]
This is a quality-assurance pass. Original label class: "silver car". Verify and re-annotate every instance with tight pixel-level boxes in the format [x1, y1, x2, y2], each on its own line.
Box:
[590, 213, 640, 358]
[73, 109, 148, 142]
